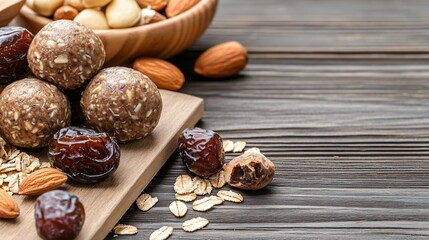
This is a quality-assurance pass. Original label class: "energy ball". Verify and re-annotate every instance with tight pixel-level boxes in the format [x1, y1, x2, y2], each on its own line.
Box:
[27, 20, 105, 90]
[81, 67, 162, 142]
[0, 78, 71, 148]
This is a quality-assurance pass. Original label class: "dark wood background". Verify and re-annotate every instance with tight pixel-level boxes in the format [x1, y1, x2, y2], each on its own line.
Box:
[107, 0, 429, 239]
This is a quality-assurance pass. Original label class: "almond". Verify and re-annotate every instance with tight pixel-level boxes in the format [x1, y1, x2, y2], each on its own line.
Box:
[137, 0, 168, 11]
[166, 0, 200, 18]
[53, 6, 79, 21]
[19, 168, 67, 196]
[133, 57, 185, 91]
[0, 188, 19, 219]
[194, 41, 248, 78]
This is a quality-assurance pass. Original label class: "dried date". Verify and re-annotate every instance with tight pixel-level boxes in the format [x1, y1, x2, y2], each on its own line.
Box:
[178, 128, 225, 177]
[48, 126, 120, 184]
[35, 190, 85, 240]
[0, 26, 33, 84]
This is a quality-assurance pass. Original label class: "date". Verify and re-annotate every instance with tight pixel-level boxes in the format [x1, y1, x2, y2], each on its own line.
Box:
[178, 128, 224, 177]
[0, 26, 33, 84]
[48, 126, 120, 184]
[35, 190, 85, 240]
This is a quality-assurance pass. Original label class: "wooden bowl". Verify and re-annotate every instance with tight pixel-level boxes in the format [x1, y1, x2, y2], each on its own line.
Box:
[16, 0, 217, 66]
[0, 0, 25, 27]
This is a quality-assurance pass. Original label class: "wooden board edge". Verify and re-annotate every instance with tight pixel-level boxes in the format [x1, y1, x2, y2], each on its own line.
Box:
[91, 94, 204, 240]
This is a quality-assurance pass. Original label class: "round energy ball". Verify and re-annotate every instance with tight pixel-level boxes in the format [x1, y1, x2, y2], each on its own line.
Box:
[0, 78, 71, 148]
[27, 20, 105, 90]
[81, 67, 162, 142]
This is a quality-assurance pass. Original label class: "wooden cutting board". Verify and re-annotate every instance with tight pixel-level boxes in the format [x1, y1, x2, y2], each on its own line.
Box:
[0, 90, 204, 240]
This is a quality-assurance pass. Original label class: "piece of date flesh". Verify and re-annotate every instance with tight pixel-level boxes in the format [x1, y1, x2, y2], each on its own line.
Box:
[35, 190, 85, 240]
[178, 128, 225, 177]
[48, 126, 120, 184]
[0, 26, 33, 84]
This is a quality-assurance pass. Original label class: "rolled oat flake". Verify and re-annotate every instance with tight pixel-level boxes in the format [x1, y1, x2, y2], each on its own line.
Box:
[149, 226, 173, 240]
[182, 217, 209, 232]
[217, 190, 244, 203]
[169, 200, 187, 217]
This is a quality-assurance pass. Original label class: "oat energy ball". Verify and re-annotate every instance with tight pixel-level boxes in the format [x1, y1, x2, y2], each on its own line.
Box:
[0, 78, 71, 148]
[27, 20, 105, 90]
[81, 67, 162, 142]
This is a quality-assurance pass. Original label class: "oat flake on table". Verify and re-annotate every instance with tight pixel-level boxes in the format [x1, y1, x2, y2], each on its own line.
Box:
[182, 217, 209, 232]
[136, 193, 158, 212]
[149, 226, 173, 240]
[217, 190, 244, 203]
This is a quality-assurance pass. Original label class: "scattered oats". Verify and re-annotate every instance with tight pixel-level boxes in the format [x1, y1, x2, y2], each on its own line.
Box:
[136, 193, 158, 212]
[182, 217, 209, 232]
[193, 178, 212, 196]
[175, 192, 197, 202]
[174, 175, 194, 194]
[8, 172, 23, 193]
[217, 190, 244, 203]
[40, 162, 51, 169]
[113, 224, 138, 235]
[233, 141, 246, 153]
[0, 138, 40, 195]
[223, 140, 234, 152]
[209, 170, 226, 189]
[150, 226, 173, 240]
[192, 196, 216, 212]
[169, 201, 187, 218]
[209, 195, 224, 205]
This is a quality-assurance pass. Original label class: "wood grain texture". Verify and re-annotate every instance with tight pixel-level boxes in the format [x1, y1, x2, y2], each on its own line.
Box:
[106, 0, 429, 239]
[191, 0, 429, 53]
[0, 0, 24, 27]
[15, 0, 217, 66]
[0, 90, 203, 240]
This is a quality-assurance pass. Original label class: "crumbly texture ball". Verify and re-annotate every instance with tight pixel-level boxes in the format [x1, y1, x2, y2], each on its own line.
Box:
[81, 67, 162, 142]
[27, 20, 105, 90]
[0, 78, 71, 148]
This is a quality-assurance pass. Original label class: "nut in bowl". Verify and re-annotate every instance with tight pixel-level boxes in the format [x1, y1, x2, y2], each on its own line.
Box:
[16, 0, 218, 65]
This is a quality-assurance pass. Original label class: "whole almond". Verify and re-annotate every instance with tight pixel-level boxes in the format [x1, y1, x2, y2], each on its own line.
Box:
[19, 168, 67, 196]
[133, 57, 185, 91]
[194, 41, 248, 78]
[137, 0, 168, 11]
[166, 0, 200, 18]
[53, 6, 79, 21]
[0, 188, 19, 219]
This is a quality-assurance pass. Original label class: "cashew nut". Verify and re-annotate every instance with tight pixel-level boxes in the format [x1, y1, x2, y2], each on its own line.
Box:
[65, 0, 85, 11]
[74, 9, 110, 29]
[106, 0, 141, 29]
[83, 0, 112, 8]
[33, 0, 64, 17]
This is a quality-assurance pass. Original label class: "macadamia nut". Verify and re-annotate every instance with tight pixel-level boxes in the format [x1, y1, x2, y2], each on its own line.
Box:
[27, 20, 105, 90]
[83, 0, 112, 8]
[33, 0, 64, 17]
[65, 0, 85, 11]
[0, 78, 71, 148]
[106, 0, 141, 28]
[74, 9, 110, 30]
[81, 67, 162, 142]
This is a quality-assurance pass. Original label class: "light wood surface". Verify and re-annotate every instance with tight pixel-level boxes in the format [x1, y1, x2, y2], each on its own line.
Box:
[0, 0, 25, 27]
[0, 90, 204, 240]
[106, 0, 429, 239]
[15, 0, 218, 66]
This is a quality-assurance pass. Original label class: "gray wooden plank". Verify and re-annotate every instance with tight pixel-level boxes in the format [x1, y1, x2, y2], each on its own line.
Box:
[105, 0, 429, 239]
[190, 0, 429, 53]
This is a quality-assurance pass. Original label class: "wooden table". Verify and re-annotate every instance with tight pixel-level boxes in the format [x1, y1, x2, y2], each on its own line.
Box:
[107, 0, 429, 239]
